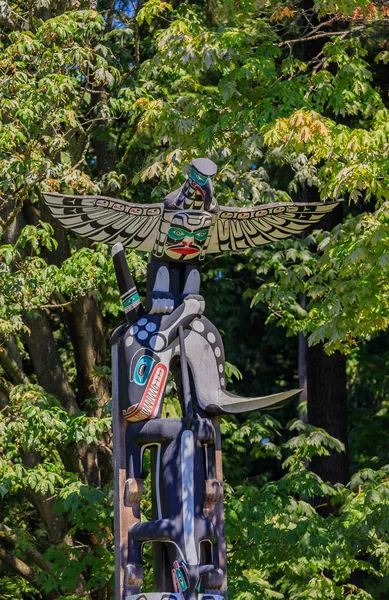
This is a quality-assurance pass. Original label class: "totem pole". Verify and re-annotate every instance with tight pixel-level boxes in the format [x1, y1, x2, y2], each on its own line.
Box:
[44, 159, 338, 600]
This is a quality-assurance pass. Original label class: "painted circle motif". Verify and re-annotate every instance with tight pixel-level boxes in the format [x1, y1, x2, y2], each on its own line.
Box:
[130, 325, 139, 335]
[146, 322, 157, 332]
[220, 377, 225, 387]
[219, 364, 223, 373]
[138, 318, 147, 326]
[214, 347, 221, 358]
[207, 332, 216, 344]
[125, 336, 134, 347]
[192, 319, 205, 333]
[149, 335, 165, 351]
[137, 330, 148, 341]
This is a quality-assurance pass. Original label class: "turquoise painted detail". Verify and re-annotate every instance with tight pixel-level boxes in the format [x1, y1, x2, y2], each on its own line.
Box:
[193, 229, 209, 242]
[134, 355, 155, 386]
[174, 565, 188, 592]
[123, 293, 140, 308]
[190, 167, 208, 186]
[168, 227, 189, 241]
[168, 227, 208, 242]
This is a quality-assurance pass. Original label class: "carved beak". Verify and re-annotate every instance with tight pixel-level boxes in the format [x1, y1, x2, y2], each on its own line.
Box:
[193, 177, 213, 210]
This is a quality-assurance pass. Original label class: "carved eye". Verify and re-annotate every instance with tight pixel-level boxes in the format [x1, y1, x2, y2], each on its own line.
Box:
[168, 227, 187, 241]
[194, 229, 209, 241]
[134, 356, 155, 385]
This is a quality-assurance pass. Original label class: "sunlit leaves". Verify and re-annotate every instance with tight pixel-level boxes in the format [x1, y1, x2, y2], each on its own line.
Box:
[0, 383, 113, 593]
[248, 204, 389, 352]
[137, 0, 173, 25]
[0, 9, 128, 202]
[225, 417, 389, 599]
[2, 2, 389, 599]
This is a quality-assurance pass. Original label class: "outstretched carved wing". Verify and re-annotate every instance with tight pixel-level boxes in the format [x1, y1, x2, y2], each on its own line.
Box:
[44, 193, 163, 251]
[207, 201, 339, 253]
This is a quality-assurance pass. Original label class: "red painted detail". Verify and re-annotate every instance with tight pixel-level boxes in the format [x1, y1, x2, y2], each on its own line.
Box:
[112, 203, 124, 211]
[130, 208, 142, 214]
[192, 181, 205, 200]
[123, 363, 168, 422]
[171, 247, 199, 255]
[96, 200, 109, 207]
[171, 565, 185, 599]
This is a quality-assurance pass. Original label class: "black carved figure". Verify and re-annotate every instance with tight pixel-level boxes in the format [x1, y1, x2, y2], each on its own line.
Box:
[44, 159, 339, 600]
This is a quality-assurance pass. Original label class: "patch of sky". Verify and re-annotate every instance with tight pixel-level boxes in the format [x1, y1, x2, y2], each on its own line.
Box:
[110, 0, 135, 28]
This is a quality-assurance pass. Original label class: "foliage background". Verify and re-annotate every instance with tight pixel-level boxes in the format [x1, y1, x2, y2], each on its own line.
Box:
[2, 0, 389, 599]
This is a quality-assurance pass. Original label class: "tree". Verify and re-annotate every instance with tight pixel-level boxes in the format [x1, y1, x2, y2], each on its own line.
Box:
[3, 1, 389, 599]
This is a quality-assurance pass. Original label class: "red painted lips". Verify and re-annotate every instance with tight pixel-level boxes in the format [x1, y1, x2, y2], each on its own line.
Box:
[171, 247, 199, 255]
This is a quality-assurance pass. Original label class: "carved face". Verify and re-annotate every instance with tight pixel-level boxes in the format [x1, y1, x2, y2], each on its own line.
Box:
[164, 211, 212, 261]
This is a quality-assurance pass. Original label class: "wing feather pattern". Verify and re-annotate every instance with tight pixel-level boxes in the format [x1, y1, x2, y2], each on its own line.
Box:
[208, 201, 339, 253]
[44, 193, 163, 251]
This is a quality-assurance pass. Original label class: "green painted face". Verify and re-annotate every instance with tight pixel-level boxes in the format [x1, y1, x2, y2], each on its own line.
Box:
[168, 226, 209, 243]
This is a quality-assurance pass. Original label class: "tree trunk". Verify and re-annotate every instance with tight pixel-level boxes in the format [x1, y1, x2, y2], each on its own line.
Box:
[303, 201, 349, 485]
[71, 293, 110, 412]
[296, 0, 349, 486]
[24, 310, 79, 414]
[307, 345, 349, 484]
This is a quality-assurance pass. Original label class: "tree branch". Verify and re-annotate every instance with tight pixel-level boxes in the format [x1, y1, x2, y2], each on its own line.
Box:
[23, 310, 79, 415]
[279, 25, 366, 47]
[0, 544, 59, 600]
[0, 543, 39, 584]
[0, 346, 30, 386]
[0, 522, 52, 572]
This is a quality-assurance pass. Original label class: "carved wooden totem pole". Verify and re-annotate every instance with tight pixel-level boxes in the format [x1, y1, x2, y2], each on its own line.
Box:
[44, 159, 338, 600]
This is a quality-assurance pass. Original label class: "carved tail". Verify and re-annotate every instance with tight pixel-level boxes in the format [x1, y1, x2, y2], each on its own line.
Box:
[183, 317, 301, 414]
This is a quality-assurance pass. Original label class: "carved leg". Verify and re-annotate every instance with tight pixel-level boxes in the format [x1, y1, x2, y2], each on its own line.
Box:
[146, 261, 174, 314]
